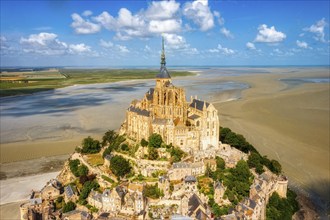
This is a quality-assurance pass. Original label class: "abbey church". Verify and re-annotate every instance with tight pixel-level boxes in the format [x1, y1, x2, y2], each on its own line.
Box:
[120, 38, 219, 153]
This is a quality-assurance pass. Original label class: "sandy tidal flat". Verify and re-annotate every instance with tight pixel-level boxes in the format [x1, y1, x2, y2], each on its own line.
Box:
[217, 68, 329, 214]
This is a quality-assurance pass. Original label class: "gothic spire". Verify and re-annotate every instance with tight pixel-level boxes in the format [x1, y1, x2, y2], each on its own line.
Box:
[160, 35, 166, 67]
[156, 36, 171, 79]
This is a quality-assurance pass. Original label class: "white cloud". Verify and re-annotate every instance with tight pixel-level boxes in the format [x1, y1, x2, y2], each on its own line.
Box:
[303, 18, 327, 42]
[221, 27, 233, 39]
[82, 10, 93, 17]
[254, 24, 286, 43]
[208, 44, 235, 55]
[117, 45, 129, 53]
[71, 13, 101, 34]
[208, 48, 219, 53]
[213, 11, 224, 25]
[99, 39, 130, 54]
[145, 0, 180, 20]
[183, 0, 215, 31]
[99, 39, 114, 48]
[20, 32, 94, 56]
[217, 44, 235, 55]
[246, 42, 256, 50]
[93, 11, 117, 31]
[163, 33, 188, 49]
[296, 40, 308, 49]
[144, 45, 151, 52]
[68, 43, 91, 54]
[148, 19, 181, 33]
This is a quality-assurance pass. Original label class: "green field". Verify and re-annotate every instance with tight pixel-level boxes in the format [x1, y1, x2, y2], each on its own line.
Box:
[0, 69, 193, 97]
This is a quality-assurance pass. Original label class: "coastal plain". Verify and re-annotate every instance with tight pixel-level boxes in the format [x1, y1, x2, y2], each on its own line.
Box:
[0, 67, 329, 218]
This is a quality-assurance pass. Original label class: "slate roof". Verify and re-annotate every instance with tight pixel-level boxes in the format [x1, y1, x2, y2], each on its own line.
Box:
[128, 106, 150, 117]
[65, 185, 75, 198]
[184, 175, 197, 183]
[188, 114, 200, 120]
[188, 194, 205, 217]
[189, 99, 210, 111]
[156, 66, 171, 79]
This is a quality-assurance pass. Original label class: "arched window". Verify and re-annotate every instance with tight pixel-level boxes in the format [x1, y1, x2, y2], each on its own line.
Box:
[196, 121, 200, 127]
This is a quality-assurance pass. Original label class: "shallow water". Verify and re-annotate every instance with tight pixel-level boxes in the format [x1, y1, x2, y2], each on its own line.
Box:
[0, 69, 249, 144]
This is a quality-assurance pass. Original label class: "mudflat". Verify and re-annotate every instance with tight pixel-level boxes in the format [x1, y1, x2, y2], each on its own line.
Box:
[216, 68, 329, 212]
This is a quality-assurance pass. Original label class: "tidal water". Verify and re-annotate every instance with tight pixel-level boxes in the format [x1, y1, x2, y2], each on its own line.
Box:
[0, 69, 249, 144]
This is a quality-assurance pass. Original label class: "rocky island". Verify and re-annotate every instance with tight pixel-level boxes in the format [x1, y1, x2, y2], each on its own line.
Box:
[19, 39, 300, 220]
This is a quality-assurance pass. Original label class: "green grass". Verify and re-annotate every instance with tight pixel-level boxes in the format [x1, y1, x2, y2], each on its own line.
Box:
[0, 69, 193, 97]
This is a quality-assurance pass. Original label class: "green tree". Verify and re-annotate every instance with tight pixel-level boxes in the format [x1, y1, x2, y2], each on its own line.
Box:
[140, 138, 148, 147]
[102, 130, 118, 146]
[220, 127, 232, 142]
[148, 147, 159, 160]
[110, 155, 132, 177]
[266, 190, 298, 220]
[69, 159, 80, 177]
[77, 164, 89, 176]
[79, 180, 99, 200]
[81, 136, 101, 154]
[148, 133, 163, 148]
[170, 146, 185, 163]
[143, 183, 164, 199]
[62, 201, 76, 213]
[121, 143, 129, 151]
[215, 156, 225, 170]
[270, 160, 282, 175]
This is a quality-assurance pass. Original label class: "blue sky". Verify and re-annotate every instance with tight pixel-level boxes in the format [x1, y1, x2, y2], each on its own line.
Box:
[1, 0, 329, 67]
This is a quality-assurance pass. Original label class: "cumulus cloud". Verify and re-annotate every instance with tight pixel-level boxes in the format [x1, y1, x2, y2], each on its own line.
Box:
[303, 18, 327, 42]
[20, 32, 94, 56]
[254, 24, 286, 43]
[91, 2, 182, 40]
[208, 44, 235, 55]
[221, 27, 233, 39]
[68, 43, 91, 54]
[163, 33, 188, 49]
[99, 39, 114, 48]
[246, 42, 256, 50]
[145, 0, 180, 20]
[183, 0, 214, 31]
[99, 39, 130, 54]
[71, 13, 101, 34]
[296, 40, 308, 49]
[148, 19, 181, 33]
[82, 10, 93, 17]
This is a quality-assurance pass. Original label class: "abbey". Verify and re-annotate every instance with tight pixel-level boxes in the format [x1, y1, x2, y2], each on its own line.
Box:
[121, 38, 219, 152]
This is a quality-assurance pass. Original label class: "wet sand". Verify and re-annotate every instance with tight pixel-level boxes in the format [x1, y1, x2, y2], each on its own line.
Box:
[0, 67, 329, 217]
[217, 69, 329, 213]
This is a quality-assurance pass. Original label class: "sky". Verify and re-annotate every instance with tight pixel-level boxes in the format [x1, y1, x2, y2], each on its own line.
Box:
[1, 0, 329, 67]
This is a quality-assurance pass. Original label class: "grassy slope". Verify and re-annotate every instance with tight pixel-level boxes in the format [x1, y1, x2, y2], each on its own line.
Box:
[0, 69, 193, 97]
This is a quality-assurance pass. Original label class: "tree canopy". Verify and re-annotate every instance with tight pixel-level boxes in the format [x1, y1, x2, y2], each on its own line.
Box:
[62, 201, 76, 213]
[148, 133, 163, 148]
[69, 159, 89, 177]
[143, 183, 164, 199]
[266, 190, 299, 220]
[140, 138, 148, 147]
[102, 130, 118, 146]
[81, 136, 101, 154]
[110, 155, 132, 177]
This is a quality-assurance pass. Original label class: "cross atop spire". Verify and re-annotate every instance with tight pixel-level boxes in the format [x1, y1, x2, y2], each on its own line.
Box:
[160, 35, 166, 67]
